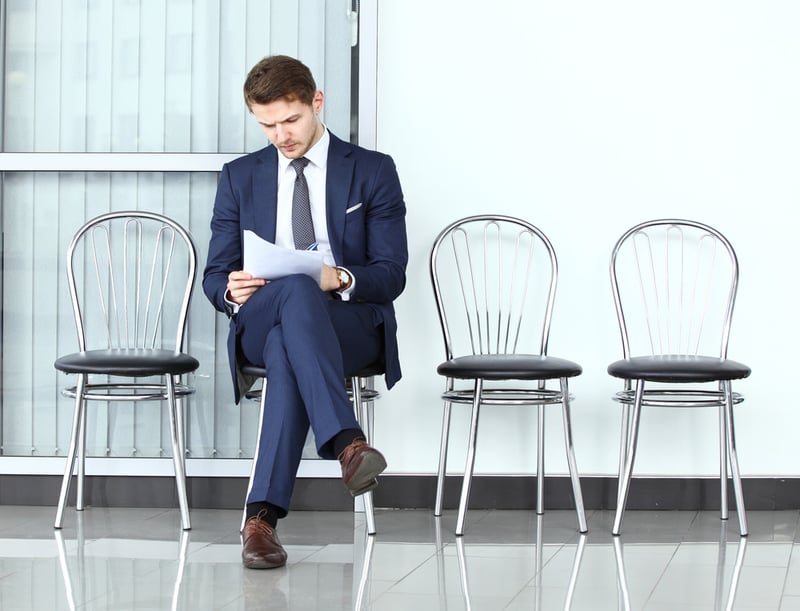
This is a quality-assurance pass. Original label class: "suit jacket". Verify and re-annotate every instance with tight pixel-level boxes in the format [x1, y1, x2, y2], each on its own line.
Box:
[203, 132, 408, 402]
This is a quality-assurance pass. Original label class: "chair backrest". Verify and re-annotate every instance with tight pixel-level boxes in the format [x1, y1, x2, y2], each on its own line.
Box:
[610, 219, 739, 359]
[65, 211, 197, 353]
[429, 215, 559, 360]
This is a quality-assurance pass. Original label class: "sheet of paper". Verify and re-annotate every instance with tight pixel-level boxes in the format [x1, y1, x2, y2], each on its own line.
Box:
[243, 230, 324, 283]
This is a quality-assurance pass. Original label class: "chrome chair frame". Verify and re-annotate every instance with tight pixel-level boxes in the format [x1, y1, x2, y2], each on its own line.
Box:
[430, 214, 587, 536]
[608, 219, 750, 536]
[54, 211, 198, 531]
[240, 363, 383, 535]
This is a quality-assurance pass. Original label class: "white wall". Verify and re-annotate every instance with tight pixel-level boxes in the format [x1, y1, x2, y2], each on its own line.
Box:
[370, 1, 800, 478]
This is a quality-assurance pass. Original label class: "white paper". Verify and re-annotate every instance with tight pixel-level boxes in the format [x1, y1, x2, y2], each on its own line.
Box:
[243, 230, 324, 283]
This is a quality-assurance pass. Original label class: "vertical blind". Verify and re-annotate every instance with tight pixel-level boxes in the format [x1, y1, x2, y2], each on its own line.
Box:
[1, 0, 355, 460]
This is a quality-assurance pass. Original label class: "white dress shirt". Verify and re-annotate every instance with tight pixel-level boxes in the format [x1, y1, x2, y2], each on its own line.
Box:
[275, 127, 354, 300]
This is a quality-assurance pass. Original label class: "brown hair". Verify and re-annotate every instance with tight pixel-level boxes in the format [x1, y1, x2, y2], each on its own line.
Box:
[243, 55, 317, 109]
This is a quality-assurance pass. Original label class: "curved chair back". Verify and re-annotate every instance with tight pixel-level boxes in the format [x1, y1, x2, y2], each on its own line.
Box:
[65, 210, 197, 354]
[610, 218, 739, 360]
[430, 214, 559, 361]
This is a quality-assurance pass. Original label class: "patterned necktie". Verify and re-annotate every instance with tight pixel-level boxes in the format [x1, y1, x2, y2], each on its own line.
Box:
[290, 157, 315, 250]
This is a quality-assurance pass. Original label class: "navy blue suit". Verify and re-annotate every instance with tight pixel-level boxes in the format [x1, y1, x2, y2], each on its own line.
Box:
[203, 132, 407, 511]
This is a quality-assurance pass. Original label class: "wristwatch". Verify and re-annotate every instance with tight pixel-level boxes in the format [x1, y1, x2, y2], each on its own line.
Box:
[335, 267, 352, 291]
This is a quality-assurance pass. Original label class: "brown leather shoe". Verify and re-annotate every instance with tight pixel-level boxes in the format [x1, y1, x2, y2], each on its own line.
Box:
[241, 514, 287, 569]
[338, 438, 387, 496]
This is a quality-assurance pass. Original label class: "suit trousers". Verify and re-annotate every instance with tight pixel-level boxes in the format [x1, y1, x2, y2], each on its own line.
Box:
[235, 274, 382, 511]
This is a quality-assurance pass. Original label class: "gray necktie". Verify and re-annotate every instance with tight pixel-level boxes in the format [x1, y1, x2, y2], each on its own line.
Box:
[291, 157, 315, 250]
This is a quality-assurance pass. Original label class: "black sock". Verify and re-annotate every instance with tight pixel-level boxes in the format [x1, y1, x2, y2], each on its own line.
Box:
[245, 502, 283, 528]
[332, 428, 365, 458]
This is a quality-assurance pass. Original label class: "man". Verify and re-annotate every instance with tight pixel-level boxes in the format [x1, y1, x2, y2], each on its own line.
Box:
[203, 55, 408, 569]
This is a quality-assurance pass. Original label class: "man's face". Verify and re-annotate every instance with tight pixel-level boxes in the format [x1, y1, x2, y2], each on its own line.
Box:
[250, 91, 324, 159]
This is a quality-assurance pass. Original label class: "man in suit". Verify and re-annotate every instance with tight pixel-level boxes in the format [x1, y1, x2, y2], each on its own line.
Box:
[203, 55, 408, 569]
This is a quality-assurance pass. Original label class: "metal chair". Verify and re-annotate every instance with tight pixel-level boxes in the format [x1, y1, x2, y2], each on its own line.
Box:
[53, 211, 199, 531]
[240, 361, 383, 535]
[430, 214, 587, 536]
[608, 219, 751, 536]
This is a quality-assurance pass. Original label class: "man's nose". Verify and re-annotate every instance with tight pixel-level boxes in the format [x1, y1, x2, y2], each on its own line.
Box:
[275, 124, 289, 141]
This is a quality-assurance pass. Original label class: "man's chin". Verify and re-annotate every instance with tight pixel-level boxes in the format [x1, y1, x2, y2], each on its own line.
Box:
[280, 145, 303, 158]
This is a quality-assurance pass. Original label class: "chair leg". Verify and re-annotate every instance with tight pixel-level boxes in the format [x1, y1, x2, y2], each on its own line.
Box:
[351, 375, 377, 536]
[55, 376, 87, 529]
[456, 379, 483, 536]
[536, 404, 545, 516]
[718, 382, 729, 521]
[613, 380, 644, 536]
[434, 393, 453, 517]
[241, 377, 268, 532]
[723, 381, 748, 536]
[718, 404, 729, 521]
[561, 378, 587, 533]
[76, 389, 87, 512]
[166, 376, 191, 530]
[175, 375, 188, 474]
[618, 396, 631, 486]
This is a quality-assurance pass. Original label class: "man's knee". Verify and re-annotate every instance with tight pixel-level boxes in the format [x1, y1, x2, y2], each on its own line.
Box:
[276, 274, 329, 309]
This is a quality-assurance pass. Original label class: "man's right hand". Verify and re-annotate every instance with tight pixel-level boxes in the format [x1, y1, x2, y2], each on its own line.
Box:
[226, 270, 267, 305]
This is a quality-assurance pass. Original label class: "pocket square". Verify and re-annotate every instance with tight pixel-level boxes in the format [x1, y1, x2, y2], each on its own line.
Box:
[346, 203, 363, 214]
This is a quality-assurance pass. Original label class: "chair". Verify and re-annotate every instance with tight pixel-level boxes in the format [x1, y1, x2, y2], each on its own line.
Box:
[240, 361, 384, 535]
[53, 211, 199, 531]
[430, 214, 587, 536]
[608, 219, 750, 536]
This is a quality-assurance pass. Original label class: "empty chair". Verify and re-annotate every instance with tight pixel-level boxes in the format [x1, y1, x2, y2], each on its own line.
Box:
[608, 219, 750, 536]
[430, 214, 586, 536]
[54, 211, 199, 530]
[241, 361, 384, 535]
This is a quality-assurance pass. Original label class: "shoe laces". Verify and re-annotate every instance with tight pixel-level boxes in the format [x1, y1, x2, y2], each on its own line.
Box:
[246, 510, 275, 537]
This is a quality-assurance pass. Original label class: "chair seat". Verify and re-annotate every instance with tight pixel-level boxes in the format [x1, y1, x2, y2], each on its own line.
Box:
[54, 349, 199, 377]
[607, 355, 751, 382]
[437, 354, 582, 380]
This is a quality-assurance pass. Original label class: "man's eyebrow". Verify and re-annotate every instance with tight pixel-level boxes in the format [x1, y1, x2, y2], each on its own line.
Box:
[260, 113, 301, 126]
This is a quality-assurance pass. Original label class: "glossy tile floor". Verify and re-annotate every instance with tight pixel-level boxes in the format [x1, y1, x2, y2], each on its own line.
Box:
[1, 506, 799, 610]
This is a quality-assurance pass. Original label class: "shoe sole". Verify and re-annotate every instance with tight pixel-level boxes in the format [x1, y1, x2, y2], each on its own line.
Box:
[349, 477, 379, 497]
[242, 554, 287, 570]
[346, 452, 387, 497]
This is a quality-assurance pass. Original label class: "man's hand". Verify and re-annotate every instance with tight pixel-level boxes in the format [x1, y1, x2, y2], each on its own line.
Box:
[226, 271, 267, 305]
[320, 264, 340, 292]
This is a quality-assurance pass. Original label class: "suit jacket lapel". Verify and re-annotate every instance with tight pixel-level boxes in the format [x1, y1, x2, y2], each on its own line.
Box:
[251, 146, 279, 242]
[326, 134, 355, 264]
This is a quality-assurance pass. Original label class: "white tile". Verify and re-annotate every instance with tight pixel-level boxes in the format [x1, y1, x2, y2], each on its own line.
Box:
[0, 508, 797, 610]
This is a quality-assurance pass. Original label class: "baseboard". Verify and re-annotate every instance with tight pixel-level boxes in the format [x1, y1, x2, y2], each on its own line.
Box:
[2, 474, 799, 511]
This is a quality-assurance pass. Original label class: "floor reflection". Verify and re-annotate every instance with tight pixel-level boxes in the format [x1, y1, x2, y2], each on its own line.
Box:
[54, 514, 191, 611]
[0, 507, 796, 610]
[613, 525, 749, 611]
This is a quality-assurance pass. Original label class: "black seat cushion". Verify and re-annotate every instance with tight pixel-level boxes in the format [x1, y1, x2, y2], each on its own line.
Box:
[54, 349, 199, 377]
[608, 355, 751, 382]
[437, 354, 582, 380]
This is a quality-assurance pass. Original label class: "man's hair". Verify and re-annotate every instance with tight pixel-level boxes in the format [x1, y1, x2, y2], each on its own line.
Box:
[243, 55, 317, 108]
